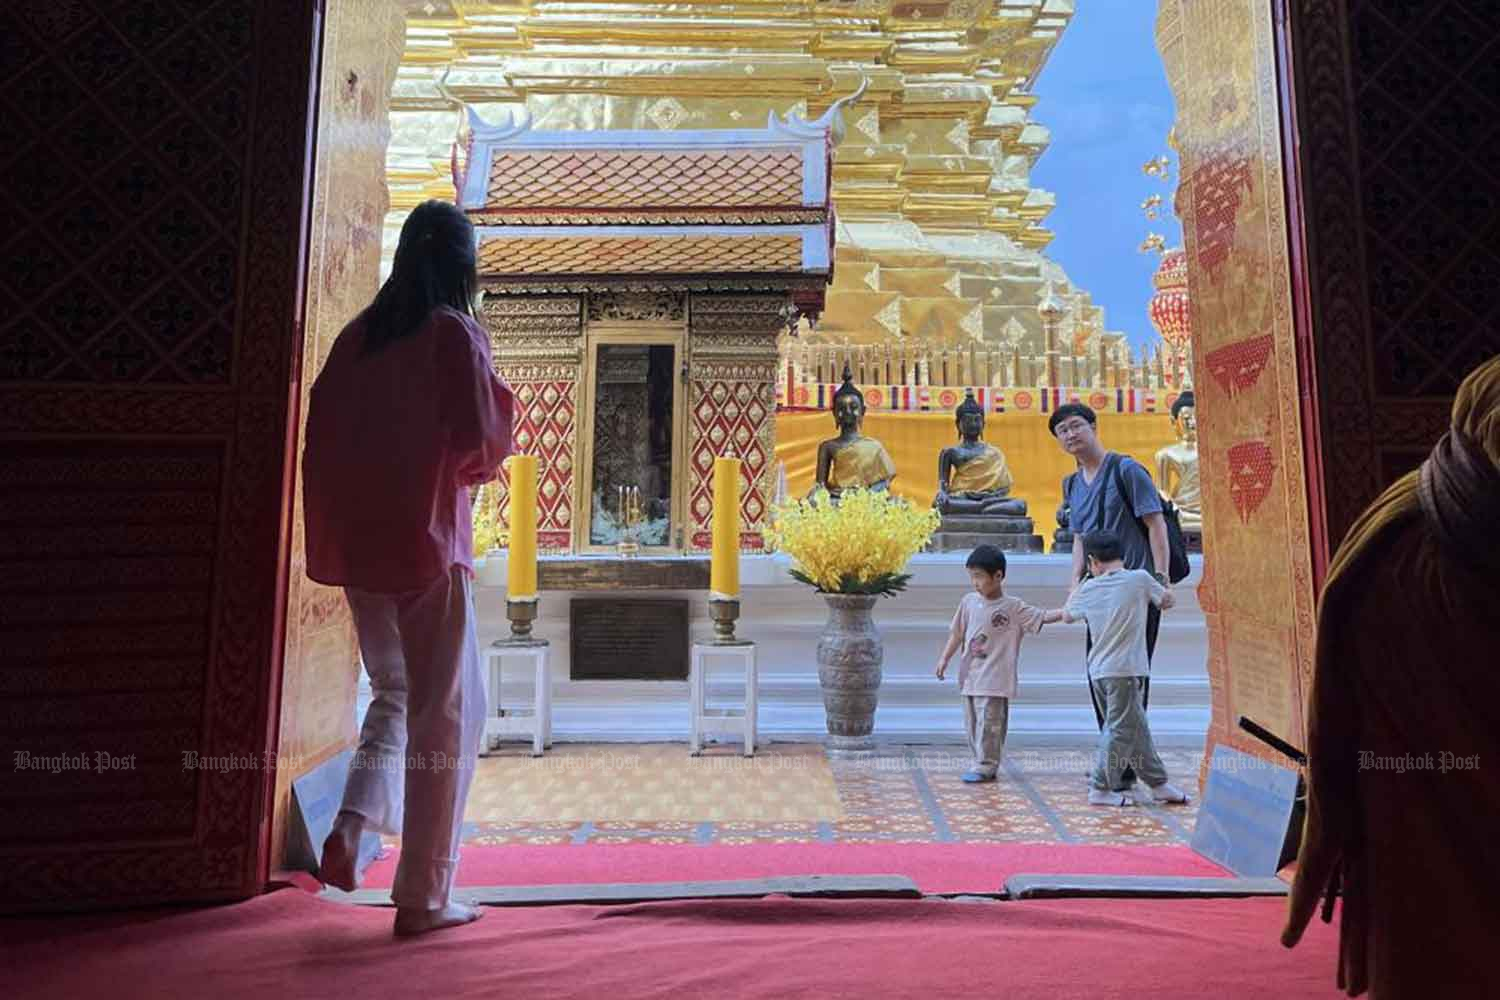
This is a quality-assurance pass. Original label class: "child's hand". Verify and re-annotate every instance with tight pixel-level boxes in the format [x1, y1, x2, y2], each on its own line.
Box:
[1159, 588, 1177, 611]
[935, 661, 947, 681]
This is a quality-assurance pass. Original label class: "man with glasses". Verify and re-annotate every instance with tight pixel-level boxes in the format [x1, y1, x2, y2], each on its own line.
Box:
[1048, 402, 1173, 795]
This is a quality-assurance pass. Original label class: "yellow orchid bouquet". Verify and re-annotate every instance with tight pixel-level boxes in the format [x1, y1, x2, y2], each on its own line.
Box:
[765, 487, 940, 597]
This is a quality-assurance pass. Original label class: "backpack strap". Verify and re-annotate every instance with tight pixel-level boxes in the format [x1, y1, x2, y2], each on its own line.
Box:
[1109, 453, 1136, 522]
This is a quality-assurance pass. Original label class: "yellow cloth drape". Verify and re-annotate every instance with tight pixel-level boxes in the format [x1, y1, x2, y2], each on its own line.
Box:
[776, 411, 1175, 529]
[827, 436, 897, 491]
[948, 444, 1013, 495]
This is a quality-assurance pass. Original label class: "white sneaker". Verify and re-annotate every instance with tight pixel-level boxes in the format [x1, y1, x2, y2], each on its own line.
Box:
[1088, 788, 1132, 807]
[1146, 781, 1190, 804]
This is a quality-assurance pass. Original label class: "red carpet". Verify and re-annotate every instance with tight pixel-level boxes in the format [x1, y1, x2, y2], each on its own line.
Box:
[6, 887, 1343, 999]
[360, 841, 1229, 894]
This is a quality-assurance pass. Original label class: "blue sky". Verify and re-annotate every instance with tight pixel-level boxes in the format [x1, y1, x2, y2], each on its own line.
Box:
[1029, 2, 1182, 352]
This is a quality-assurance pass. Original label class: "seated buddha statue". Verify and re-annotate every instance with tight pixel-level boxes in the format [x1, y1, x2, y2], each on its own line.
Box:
[814, 366, 896, 499]
[934, 390, 1026, 516]
[1155, 390, 1202, 531]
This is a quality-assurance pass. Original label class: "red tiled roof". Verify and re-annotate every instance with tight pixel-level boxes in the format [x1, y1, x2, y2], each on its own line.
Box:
[484, 149, 805, 211]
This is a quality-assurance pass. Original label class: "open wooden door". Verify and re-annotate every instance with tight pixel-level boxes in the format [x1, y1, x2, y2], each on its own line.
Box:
[1154, 0, 1322, 763]
[0, 0, 322, 911]
[268, 0, 407, 875]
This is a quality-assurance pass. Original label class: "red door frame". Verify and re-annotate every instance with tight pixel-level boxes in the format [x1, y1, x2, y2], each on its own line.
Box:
[256, 0, 329, 892]
[1271, 0, 1332, 589]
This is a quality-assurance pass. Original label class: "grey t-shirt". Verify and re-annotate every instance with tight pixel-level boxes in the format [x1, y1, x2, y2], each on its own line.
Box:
[1063, 569, 1168, 678]
[1064, 453, 1163, 572]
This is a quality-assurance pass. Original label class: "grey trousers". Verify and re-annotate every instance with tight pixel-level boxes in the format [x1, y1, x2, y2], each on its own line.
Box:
[963, 695, 1010, 777]
[1090, 676, 1168, 792]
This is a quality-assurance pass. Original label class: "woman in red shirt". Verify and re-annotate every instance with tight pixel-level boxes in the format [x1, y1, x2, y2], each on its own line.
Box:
[303, 200, 513, 936]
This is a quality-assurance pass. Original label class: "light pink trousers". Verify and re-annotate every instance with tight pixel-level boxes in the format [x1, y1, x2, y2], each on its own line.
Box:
[338, 565, 486, 910]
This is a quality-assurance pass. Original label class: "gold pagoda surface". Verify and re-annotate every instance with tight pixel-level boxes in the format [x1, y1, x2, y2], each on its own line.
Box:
[384, 0, 1122, 364]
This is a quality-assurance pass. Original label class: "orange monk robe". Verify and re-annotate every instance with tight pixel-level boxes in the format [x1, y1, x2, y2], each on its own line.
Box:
[828, 437, 896, 492]
[948, 443, 1014, 495]
[1283, 357, 1500, 998]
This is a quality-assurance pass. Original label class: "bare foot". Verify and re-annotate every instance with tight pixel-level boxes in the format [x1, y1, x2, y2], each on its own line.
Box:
[317, 811, 364, 892]
[393, 902, 484, 937]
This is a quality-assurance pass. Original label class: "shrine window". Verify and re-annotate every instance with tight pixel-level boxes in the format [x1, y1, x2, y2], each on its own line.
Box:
[582, 337, 685, 552]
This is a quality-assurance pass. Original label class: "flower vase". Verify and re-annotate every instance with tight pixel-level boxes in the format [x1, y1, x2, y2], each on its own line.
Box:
[816, 594, 883, 755]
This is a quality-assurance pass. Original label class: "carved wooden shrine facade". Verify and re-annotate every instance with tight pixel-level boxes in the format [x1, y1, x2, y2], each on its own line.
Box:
[455, 107, 842, 554]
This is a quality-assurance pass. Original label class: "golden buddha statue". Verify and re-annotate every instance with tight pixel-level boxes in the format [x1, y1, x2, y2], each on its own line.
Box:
[935, 390, 1026, 516]
[1156, 390, 1202, 530]
[814, 365, 896, 498]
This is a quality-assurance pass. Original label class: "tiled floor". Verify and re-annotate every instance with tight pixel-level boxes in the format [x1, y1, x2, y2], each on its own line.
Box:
[440, 741, 1206, 848]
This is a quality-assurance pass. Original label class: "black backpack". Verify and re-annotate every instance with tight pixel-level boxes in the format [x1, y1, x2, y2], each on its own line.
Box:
[1063, 453, 1190, 584]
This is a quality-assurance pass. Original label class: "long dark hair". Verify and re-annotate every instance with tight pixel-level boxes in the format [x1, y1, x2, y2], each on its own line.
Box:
[362, 200, 478, 356]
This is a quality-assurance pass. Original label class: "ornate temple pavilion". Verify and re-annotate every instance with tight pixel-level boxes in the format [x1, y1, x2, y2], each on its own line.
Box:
[457, 101, 849, 554]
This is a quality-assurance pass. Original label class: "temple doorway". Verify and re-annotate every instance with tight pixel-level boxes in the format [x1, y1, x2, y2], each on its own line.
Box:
[274, 0, 1318, 894]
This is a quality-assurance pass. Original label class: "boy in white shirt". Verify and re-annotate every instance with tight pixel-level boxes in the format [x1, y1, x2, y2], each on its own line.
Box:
[1060, 530, 1191, 806]
[936, 545, 1064, 782]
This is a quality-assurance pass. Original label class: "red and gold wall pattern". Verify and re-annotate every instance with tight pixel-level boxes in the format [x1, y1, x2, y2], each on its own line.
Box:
[483, 294, 585, 553]
[507, 379, 578, 551]
[687, 295, 785, 552]
[689, 373, 776, 551]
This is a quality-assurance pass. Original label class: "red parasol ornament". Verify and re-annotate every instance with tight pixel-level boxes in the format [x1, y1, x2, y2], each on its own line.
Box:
[1147, 247, 1192, 389]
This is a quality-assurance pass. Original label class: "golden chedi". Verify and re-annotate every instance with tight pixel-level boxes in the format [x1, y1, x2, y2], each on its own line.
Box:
[383, 3, 1110, 374]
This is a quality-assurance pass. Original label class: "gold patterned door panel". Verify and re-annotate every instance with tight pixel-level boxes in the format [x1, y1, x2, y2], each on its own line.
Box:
[271, 0, 407, 873]
[1156, 0, 1318, 765]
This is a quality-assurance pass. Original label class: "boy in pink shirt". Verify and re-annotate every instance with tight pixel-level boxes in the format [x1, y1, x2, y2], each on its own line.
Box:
[936, 545, 1064, 782]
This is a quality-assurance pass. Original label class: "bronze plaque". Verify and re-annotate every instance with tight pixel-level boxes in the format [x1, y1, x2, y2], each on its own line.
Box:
[569, 598, 689, 680]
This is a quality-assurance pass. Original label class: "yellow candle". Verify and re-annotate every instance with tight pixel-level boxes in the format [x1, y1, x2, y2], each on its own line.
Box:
[710, 456, 741, 598]
[506, 454, 538, 600]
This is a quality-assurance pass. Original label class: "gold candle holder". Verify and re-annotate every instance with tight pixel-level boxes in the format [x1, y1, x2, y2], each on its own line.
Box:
[707, 597, 741, 644]
[616, 484, 641, 558]
[506, 597, 539, 640]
